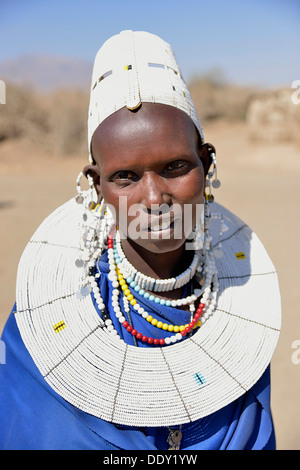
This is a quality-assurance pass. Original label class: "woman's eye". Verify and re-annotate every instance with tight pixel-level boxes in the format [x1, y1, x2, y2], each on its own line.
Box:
[164, 161, 187, 172]
[112, 171, 137, 182]
[118, 171, 131, 179]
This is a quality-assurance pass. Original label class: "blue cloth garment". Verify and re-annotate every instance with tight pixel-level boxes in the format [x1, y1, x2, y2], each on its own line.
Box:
[0, 251, 276, 450]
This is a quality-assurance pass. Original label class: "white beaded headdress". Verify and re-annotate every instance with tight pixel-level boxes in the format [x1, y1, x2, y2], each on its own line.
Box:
[87, 30, 204, 163]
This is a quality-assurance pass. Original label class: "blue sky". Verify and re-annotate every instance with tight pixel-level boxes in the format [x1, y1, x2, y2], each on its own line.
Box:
[1, 0, 299, 87]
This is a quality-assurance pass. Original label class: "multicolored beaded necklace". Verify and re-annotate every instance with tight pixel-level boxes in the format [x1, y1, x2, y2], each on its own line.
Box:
[90, 229, 218, 347]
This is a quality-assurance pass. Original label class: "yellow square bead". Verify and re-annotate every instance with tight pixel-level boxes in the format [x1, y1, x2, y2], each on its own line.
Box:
[235, 251, 246, 260]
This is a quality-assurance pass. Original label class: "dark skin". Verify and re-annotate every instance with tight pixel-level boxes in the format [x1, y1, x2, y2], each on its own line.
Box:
[84, 103, 214, 285]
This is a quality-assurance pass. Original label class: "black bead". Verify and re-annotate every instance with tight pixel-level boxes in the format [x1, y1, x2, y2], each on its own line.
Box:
[89, 266, 95, 276]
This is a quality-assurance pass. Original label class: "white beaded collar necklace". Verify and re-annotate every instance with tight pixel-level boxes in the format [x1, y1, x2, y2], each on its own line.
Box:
[114, 229, 201, 293]
[88, 227, 219, 347]
[14, 190, 281, 428]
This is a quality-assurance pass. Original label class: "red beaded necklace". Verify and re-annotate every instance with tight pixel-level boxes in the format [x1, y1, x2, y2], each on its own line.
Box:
[106, 233, 206, 346]
[120, 301, 205, 346]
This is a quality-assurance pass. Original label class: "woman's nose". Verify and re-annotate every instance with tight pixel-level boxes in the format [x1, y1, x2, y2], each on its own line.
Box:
[140, 172, 172, 210]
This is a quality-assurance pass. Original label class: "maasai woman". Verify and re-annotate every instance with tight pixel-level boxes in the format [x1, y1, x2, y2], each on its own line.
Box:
[0, 31, 281, 450]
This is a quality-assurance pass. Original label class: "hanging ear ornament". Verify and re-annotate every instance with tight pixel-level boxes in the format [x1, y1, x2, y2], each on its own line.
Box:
[75, 170, 98, 207]
[206, 176, 214, 203]
[211, 213, 229, 259]
[74, 170, 112, 298]
[205, 151, 221, 203]
[203, 150, 225, 259]
[75, 171, 85, 204]
[190, 208, 205, 251]
[211, 152, 221, 189]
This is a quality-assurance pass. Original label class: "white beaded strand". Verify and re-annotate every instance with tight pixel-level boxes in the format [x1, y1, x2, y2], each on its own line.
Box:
[77, 194, 219, 347]
[114, 230, 201, 293]
[97, 235, 219, 346]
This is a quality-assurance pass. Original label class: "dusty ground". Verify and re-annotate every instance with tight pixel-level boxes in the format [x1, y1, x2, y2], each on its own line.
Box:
[0, 120, 299, 449]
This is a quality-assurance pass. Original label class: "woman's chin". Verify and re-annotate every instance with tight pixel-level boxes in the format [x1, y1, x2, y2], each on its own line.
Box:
[126, 233, 186, 255]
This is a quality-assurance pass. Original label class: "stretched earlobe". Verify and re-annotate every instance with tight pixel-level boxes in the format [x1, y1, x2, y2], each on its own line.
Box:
[82, 164, 102, 202]
[203, 144, 221, 203]
[199, 143, 216, 176]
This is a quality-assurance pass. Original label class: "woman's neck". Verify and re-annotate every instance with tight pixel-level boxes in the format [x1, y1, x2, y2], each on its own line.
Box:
[120, 238, 193, 280]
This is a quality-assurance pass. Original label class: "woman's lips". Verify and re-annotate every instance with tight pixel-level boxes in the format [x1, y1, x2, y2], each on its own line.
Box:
[137, 204, 180, 233]
[118, 202, 202, 240]
[143, 217, 183, 240]
[146, 217, 175, 232]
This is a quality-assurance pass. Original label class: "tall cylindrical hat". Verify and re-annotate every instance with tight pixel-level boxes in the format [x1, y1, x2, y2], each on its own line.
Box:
[87, 30, 204, 163]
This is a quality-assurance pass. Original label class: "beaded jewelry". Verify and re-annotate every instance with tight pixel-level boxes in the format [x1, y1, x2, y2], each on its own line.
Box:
[206, 151, 221, 204]
[91, 257, 215, 347]
[114, 265, 203, 318]
[114, 230, 201, 292]
[14, 187, 281, 427]
[111, 232, 219, 326]
[13, 30, 281, 432]
[74, 155, 221, 348]
[88, 216, 219, 346]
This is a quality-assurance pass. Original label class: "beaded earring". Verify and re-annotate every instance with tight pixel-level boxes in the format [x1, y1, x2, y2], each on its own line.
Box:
[203, 151, 229, 258]
[74, 157, 220, 342]
[186, 208, 204, 251]
[211, 212, 229, 259]
[74, 171, 113, 297]
[186, 148, 220, 252]
[75, 170, 98, 207]
[205, 151, 221, 204]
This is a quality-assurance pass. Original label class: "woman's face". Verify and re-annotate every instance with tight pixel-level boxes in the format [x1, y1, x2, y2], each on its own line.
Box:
[88, 103, 209, 255]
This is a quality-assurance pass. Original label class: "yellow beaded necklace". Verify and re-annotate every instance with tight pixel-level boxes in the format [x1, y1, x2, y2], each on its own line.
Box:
[116, 266, 202, 332]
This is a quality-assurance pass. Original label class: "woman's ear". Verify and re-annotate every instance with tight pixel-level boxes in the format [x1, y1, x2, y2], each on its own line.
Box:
[198, 142, 216, 177]
[82, 164, 102, 202]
